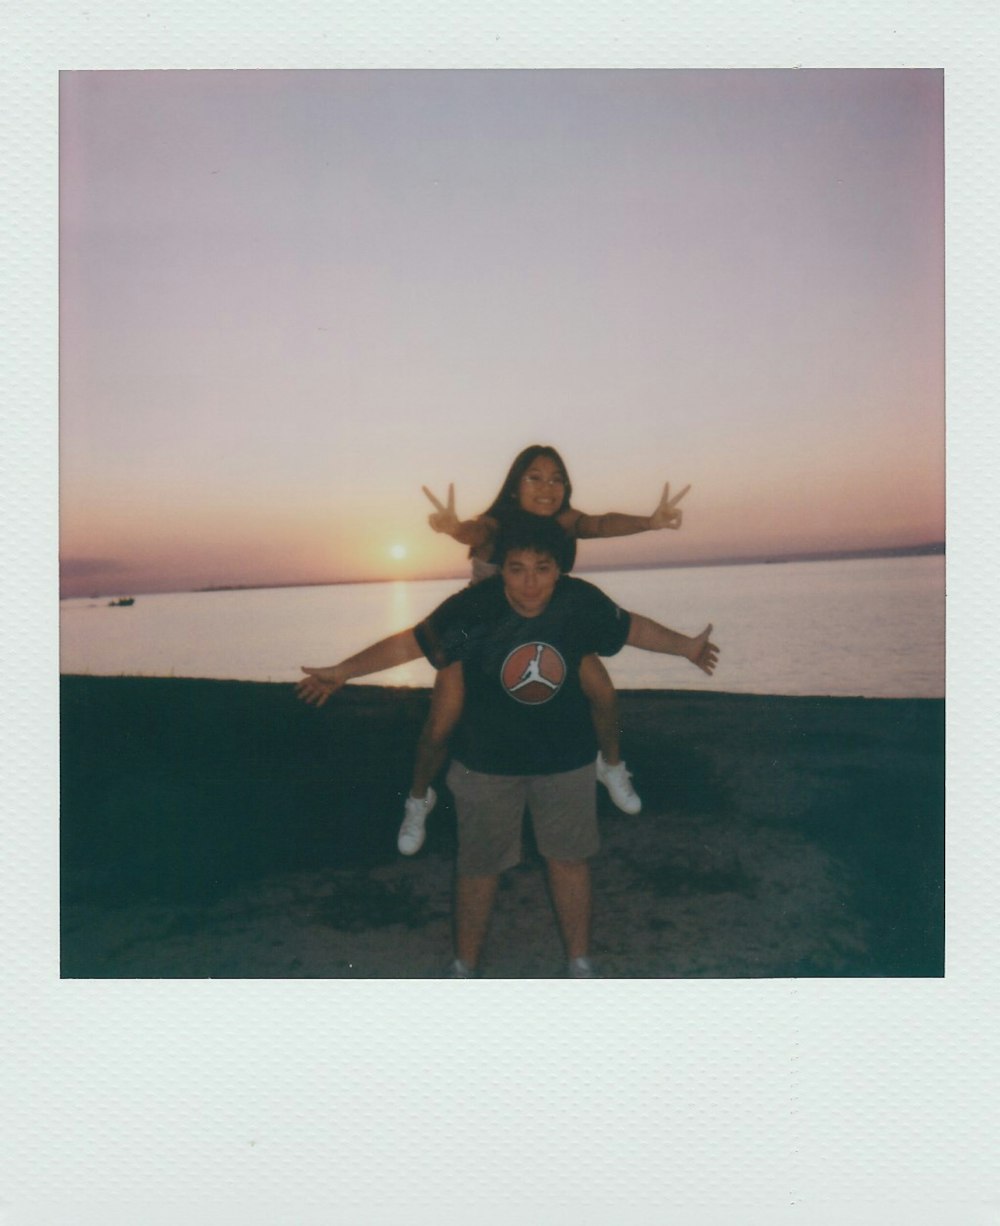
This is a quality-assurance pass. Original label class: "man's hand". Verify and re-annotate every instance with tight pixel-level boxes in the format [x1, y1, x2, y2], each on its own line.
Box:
[297, 665, 347, 708]
[422, 484, 460, 535]
[649, 482, 691, 531]
[686, 624, 719, 675]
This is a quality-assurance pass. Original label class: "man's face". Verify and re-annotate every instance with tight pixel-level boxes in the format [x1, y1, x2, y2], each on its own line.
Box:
[501, 548, 561, 617]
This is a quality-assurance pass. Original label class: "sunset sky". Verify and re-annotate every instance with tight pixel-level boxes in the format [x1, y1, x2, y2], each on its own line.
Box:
[59, 68, 944, 597]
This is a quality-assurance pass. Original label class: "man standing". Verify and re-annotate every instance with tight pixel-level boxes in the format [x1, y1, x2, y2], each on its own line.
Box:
[297, 512, 718, 978]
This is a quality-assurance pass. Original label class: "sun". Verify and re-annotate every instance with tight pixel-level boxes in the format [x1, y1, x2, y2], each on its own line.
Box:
[389, 544, 408, 561]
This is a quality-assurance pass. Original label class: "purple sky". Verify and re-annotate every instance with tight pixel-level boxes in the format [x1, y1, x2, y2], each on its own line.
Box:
[60, 69, 943, 596]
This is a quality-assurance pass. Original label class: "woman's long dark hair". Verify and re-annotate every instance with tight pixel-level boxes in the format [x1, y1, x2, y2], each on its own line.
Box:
[479, 444, 577, 571]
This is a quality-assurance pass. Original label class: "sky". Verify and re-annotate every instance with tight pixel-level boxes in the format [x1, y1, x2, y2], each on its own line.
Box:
[59, 68, 944, 597]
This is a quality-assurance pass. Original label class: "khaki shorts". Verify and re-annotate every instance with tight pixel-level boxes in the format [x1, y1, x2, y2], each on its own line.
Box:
[446, 760, 598, 876]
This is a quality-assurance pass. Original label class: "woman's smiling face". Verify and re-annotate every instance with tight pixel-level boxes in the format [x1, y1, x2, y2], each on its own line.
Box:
[516, 455, 567, 517]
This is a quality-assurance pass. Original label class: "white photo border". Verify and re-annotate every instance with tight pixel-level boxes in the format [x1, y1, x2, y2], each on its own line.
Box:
[3, 3, 995, 1222]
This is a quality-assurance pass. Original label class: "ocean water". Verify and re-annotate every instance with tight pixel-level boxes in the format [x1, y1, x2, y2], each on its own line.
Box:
[59, 555, 944, 699]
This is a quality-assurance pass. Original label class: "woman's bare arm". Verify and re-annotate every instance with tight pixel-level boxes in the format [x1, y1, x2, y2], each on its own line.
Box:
[570, 482, 691, 539]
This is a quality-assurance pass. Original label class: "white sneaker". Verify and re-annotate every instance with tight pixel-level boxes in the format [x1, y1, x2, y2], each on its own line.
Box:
[568, 956, 599, 978]
[596, 752, 642, 814]
[444, 958, 476, 978]
[398, 786, 437, 855]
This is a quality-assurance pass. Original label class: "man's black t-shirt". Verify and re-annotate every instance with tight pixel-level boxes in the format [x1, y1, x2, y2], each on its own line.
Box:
[414, 575, 631, 775]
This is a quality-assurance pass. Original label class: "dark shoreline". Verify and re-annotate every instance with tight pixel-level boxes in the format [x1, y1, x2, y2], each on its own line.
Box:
[60, 676, 944, 979]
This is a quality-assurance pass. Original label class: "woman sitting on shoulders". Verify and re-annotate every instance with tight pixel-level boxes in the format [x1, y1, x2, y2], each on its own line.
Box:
[398, 443, 690, 856]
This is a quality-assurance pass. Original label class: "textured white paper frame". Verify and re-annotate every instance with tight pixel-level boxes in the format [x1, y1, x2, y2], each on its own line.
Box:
[2, 2, 997, 1223]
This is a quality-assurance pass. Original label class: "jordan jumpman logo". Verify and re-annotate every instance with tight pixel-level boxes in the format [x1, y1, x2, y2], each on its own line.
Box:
[509, 644, 560, 693]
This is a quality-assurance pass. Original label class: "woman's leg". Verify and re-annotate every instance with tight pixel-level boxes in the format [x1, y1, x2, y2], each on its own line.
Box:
[398, 662, 465, 855]
[410, 661, 464, 799]
[579, 654, 620, 764]
[580, 654, 642, 815]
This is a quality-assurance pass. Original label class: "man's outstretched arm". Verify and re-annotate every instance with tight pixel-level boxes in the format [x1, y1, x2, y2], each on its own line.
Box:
[625, 614, 719, 676]
[297, 629, 422, 707]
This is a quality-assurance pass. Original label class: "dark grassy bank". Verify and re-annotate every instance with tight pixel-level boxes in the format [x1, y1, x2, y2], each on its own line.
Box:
[60, 676, 944, 978]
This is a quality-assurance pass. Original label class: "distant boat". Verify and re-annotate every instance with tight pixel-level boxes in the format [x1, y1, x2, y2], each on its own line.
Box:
[108, 596, 135, 607]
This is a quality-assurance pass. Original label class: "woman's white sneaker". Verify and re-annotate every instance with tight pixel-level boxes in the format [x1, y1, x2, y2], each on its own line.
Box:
[398, 786, 436, 855]
[596, 753, 642, 814]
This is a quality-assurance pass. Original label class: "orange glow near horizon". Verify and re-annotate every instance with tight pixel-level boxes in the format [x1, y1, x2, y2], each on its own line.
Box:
[58, 435, 945, 597]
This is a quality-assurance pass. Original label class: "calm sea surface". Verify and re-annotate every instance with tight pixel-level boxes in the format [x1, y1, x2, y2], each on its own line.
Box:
[59, 555, 944, 699]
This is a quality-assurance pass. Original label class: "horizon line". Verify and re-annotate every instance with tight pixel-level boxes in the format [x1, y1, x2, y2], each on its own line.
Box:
[62, 540, 945, 600]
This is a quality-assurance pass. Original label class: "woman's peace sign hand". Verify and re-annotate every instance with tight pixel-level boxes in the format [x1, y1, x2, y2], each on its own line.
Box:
[649, 482, 691, 531]
[422, 484, 461, 535]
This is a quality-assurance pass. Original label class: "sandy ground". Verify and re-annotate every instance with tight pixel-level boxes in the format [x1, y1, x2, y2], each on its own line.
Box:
[60, 677, 944, 979]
